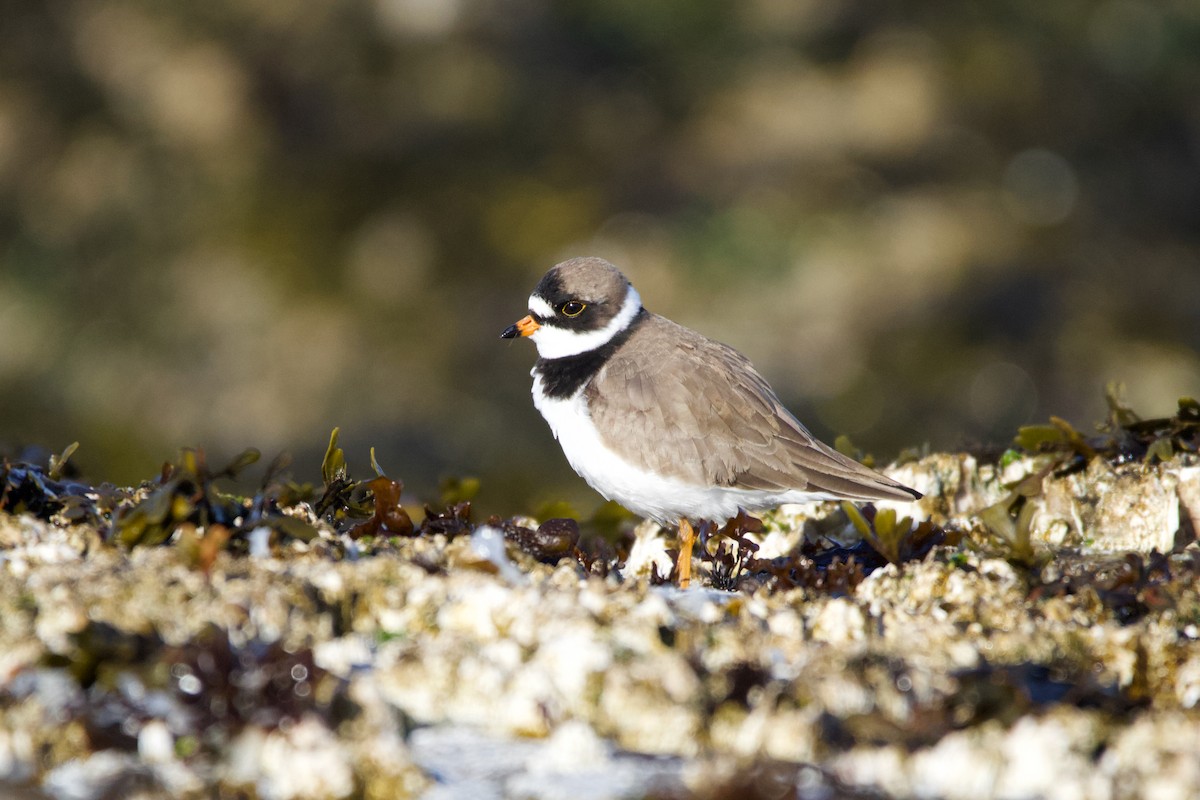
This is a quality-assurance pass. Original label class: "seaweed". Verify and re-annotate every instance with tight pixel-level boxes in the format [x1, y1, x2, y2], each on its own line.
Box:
[1, 426, 960, 592]
[500, 516, 581, 564]
[673, 760, 887, 800]
[41, 620, 356, 757]
[0, 429, 446, 559]
[817, 657, 1145, 753]
[977, 494, 1044, 568]
[1031, 550, 1188, 626]
[164, 624, 357, 743]
[112, 448, 260, 547]
[108, 445, 338, 553]
[734, 551, 869, 597]
[696, 511, 763, 590]
[0, 442, 104, 524]
[680, 506, 958, 595]
[418, 500, 474, 539]
[1014, 383, 1200, 467]
[347, 476, 414, 539]
[841, 503, 952, 566]
[312, 428, 372, 523]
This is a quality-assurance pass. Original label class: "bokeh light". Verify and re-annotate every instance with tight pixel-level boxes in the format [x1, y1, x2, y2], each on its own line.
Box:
[1, 0, 1198, 515]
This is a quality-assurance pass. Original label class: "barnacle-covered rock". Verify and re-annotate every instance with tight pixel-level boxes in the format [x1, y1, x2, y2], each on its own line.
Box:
[3, 431, 1200, 798]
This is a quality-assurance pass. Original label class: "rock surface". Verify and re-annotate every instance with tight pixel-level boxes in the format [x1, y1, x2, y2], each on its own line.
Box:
[1, 453, 1199, 799]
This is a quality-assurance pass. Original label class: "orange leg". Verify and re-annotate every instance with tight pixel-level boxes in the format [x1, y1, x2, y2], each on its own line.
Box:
[677, 518, 696, 588]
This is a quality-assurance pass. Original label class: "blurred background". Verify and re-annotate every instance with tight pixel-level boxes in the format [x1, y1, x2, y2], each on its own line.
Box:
[1, 0, 1199, 515]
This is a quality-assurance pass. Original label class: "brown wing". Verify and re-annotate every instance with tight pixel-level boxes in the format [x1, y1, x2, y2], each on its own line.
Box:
[586, 314, 920, 502]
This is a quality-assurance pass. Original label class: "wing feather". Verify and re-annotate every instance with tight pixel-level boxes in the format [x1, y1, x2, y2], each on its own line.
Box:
[587, 314, 919, 502]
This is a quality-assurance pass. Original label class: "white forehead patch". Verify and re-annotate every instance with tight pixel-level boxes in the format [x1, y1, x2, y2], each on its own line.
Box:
[529, 285, 642, 360]
[528, 295, 555, 319]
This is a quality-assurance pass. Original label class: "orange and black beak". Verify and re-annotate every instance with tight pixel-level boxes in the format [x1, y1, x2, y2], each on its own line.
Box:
[500, 315, 541, 339]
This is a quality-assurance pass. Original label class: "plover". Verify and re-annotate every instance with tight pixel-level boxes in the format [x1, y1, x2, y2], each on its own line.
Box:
[502, 257, 921, 586]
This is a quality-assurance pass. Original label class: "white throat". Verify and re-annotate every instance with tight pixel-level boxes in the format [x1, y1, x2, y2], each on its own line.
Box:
[528, 285, 643, 359]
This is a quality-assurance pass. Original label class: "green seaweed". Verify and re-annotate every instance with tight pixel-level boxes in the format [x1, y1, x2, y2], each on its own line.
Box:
[111, 448, 258, 547]
[841, 502, 956, 567]
[977, 495, 1041, 568]
[1014, 383, 1200, 468]
[47, 441, 80, 481]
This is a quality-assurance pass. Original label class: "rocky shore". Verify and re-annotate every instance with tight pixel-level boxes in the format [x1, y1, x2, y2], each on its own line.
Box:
[1, 447, 1199, 799]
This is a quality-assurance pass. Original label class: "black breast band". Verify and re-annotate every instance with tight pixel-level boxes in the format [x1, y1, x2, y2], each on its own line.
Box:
[534, 309, 646, 399]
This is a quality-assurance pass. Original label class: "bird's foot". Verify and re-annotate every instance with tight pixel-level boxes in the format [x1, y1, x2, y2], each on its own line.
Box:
[677, 518, 696, 588]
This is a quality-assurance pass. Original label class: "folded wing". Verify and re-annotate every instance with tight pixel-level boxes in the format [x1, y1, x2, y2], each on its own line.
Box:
[586, 315, 920, 502]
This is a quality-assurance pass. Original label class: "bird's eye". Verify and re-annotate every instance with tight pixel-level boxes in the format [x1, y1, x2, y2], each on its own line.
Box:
[560, 301, 586, 317]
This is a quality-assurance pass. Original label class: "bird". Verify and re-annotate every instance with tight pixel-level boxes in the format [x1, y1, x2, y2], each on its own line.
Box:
[501, 257, 921, 587]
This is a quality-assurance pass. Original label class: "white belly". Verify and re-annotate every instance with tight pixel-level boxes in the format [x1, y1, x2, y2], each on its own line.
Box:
[531, 374, 831, 524]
